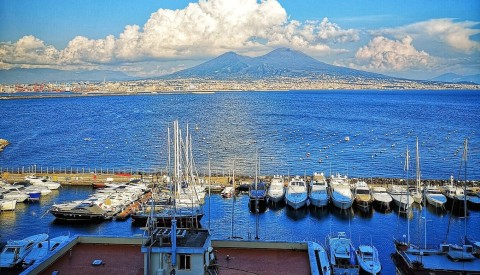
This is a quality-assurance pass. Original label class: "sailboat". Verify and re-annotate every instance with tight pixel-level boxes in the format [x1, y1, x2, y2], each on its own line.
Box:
[131, 120, 204, 228]
[392, 139, 480, 274]
[248, 153, 267, 213]
[409, 138, 423, 204]
[388, 148, 414, 212]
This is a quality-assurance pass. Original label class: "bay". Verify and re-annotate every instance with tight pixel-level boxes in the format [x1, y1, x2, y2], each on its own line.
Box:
[1, 90, 479, 274]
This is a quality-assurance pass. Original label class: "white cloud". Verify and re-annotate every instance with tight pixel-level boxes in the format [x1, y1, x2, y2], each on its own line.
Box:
[0, 0, 359, 73]
[373, 18, 480, 53]
[352, 36, 434, 71]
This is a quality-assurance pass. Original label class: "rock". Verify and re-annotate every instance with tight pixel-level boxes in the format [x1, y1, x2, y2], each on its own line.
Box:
[0, 139, 9, 151]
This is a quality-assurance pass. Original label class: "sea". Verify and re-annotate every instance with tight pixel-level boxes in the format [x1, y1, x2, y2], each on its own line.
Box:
[1, 90, 479, 274]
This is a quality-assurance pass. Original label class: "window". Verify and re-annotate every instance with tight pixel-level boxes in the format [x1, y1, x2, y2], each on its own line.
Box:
[179, 254, 191, 270]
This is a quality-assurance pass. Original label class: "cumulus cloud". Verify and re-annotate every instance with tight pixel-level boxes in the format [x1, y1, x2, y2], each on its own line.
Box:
[352, 36, 434, 71]
[0, 0, 359, 72]
[373, 18, 480, 53]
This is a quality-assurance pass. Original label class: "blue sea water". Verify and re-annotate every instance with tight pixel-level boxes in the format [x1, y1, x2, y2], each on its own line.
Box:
[1, 90, 479, 179]
[1, 90, 480, 274]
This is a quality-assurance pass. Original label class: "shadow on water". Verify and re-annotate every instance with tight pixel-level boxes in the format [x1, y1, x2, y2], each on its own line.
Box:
[425, 203, 448, 217]
[353, 205, 374, 219]
[329, 205, 354, 220]
[267, 200, 286, 211]
[309, 206, 330, 220]
[285, 206, 308, 221]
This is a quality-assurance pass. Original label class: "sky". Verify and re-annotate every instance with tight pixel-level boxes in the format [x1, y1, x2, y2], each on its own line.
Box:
[0, 0, 479, 79]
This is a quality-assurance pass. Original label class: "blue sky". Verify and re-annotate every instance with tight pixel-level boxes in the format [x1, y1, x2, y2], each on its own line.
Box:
[1, 0, 479, 79]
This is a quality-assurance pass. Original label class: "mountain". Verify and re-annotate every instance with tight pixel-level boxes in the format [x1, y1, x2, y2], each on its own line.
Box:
[164, 48, 388, 80]
[0, 68, 134, 84]
[430, 73, 480, 84]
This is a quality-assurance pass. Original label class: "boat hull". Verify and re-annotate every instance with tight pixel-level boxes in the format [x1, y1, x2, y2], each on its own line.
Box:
[0, 199, 17, 211]
[309, 195, 329, 208]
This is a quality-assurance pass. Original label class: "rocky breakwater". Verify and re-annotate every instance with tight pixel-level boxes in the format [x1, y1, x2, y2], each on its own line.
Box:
[0, 138, 9, 151]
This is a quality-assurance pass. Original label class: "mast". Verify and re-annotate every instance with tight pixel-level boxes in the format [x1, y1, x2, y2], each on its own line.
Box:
[405, 146, 410, 245]
[462, 138, 468, 240]
[231, 159, 235, 238]
[416, 137, 421, 194]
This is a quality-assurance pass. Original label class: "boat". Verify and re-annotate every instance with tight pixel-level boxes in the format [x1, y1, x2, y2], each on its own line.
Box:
[50, 201, 112, 221]
[309, 173, 329, 208]
[355, 245, 381, 274]
[424, 185, 447, 209]
[442, 175, 467, 216]
[409, 138, 423, 205]
[388, 185, 414, 212]
[0, 198, 17, 211]
[327, 232, 359, 274]
[308, 241, 332, 275]
[353, 181, 373, 211]
[0, 233, 49, 268]
[392, 139, 480, 274]
[371, 186, 392, 211]
[466, 188, 480, 210]
[267, 175, 285, 204]
[329, 173, 354, 210]
[23, 234, 70, 266]
[248, 181, 267, 213]
[221, 186, 234, 198]
[285, 176, 308, 210]
[25, 175, 61, 190]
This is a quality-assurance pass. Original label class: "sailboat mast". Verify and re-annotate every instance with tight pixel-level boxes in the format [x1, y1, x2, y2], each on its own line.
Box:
[231, 159, 235, 238]
[406, 146, 410, 245]
[416, 137, 421, 193]
[462, 138, 468, 240]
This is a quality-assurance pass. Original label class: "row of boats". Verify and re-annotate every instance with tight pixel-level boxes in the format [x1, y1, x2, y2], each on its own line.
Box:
[244, 172, 480, 214]
[0, 175, 61, 212]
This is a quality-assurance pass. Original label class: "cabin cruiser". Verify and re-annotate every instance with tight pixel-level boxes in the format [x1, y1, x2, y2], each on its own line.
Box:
[285, 176, 308, 210]
[388, 185, 413, 211]
[23, 234, 70, 266]
[0, 198, 17, 211]
[25, 175, 61, 190]
[371, 187, 392, 211]
[0, 233, 48, 268]
[329, 173, 354, 210]
[327, 232, 359, 274]
[356, 245, 381, 274]
[309, 173, 329, 208]
[353, 181, 373, 211]
[249, 181, 267, 213]
[424, 186, 447, 208]
[267, 175, 285, 204]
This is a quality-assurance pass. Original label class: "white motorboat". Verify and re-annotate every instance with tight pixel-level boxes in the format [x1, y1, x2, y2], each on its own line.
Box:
[23, 234, 70, 266]
[309, 173, 329, 208]
[0, 199, 17, 211]
[356, 245, 381, 274]
[1, 188, 29, 202]
[327, 232, 359, 274]
[424, 186, 447, 208]
[329, 173, 354, 210]
[25, 175, 61, 190]
[388, 185, 414, 211]
[410, 138, 423, 204]
[267, 175, 285, 204]
[285, 176, 308, 210]
[353, 181, 373, 210]
[0, 233, 49, 268]
[371, 187, 392, 211]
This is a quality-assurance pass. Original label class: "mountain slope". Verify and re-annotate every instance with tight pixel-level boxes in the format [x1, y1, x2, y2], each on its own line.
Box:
[431, 73, 480, 84]
[165, 48, 387, 79]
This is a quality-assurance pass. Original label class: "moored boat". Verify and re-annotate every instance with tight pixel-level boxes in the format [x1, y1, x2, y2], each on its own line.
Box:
[267, 175, 285, 204]
[285, 176, 308, 210]
[0, 233, 49, 268]
[388, 185, 413, 212]
[221, 186, 234, 198]
[23, 234, 70, 266]
[353, 181, 373, 211]
[309, 173, 329, 208]
[356, 245, 381, 274]
[329, 173, 354, 210]
[249, 181, 267, 213]
[0, 198, 17, 211]
[327, 232, 359, 274]
[371, 187, 392, 211]
[424, 186, 447, 209]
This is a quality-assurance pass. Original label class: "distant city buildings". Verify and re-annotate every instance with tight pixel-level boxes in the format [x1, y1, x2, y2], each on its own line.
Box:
[0, 76, 479, 94]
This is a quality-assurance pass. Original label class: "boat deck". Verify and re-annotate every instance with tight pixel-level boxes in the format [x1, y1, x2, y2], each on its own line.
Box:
[214, 247, 310, 274]
[402, 251, 480, 272]
[38, 243, 144, 275]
